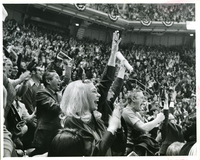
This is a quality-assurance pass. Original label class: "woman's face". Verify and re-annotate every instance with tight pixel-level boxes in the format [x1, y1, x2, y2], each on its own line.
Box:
[88, 83, 100, 112]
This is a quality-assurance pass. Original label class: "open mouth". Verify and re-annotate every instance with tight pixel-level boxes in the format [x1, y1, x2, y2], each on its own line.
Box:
[8, 69, 12, 74]
[57, 83, 61, 88]
[94, 100, 99, 104]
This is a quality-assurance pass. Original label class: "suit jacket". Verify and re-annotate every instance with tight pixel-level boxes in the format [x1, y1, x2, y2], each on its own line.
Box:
[21, 79, 44, 114]
[32, 87, 62, 150]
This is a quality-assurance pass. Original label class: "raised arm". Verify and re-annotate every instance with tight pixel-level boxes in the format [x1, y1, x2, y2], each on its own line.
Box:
[107, 30, 121, 67]
[61, 59, 73, 88]
[97, 31, 122, 108]
[109, 60, 126, 105]
[134, 112, 165, 133]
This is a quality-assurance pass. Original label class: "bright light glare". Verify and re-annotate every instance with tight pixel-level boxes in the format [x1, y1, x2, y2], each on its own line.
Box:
[186, 21, 196, 30]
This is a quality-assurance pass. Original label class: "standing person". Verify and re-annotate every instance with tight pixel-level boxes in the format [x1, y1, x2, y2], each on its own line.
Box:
[21, 65, 44, 114]
[122, 90, 165, 156]
[30, 58, 71, 156]
[30, 70, 62, 156]
[19, 65, 44, 150]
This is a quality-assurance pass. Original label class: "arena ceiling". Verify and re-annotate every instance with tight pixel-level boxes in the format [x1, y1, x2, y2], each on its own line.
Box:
[32, 3, 195, 34]
[5, 3, 195, 34]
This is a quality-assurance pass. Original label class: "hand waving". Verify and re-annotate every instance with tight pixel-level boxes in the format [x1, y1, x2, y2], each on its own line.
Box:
[111, 30, 122, 54]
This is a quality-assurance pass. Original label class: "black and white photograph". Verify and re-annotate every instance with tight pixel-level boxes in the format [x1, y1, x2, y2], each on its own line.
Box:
[1, 1, 199, 158]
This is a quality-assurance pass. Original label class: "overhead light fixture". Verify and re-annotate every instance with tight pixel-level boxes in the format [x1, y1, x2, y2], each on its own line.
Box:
[75, 23, 79, 26]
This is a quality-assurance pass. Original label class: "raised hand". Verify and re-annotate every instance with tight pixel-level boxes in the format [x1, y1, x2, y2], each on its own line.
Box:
[155, 112, 165, 123]
[63, 58, 73, 67]
[107, 107, 121, 134]
[19, 70, 31, 82]
[170, 90, 177, 102]
[111, 30, 122, 54]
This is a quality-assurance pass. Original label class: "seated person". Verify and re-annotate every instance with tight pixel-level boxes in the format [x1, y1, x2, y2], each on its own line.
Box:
[122, 90, 165, 156]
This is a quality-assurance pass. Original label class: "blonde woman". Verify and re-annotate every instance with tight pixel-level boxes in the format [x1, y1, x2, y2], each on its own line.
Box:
[60, 80, 125, 156]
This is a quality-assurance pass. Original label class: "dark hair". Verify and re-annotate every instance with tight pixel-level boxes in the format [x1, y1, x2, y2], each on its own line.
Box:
[42, 70, 56, 87]
[48, 128, 85, 157]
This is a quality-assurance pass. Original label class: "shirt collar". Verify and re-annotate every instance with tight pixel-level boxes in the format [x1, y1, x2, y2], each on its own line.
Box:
[29, 78, 40, 87]
[46, 87, 57, 95]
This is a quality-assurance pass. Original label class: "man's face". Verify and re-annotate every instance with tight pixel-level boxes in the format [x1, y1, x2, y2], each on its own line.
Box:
[11, 66, 18, 77]
[35, 67, 44, 81]
[133, 92, 144, 112]
[55, 59, 62, 67]
[3, 59, 13, 77]
[48, 73, 61, 92]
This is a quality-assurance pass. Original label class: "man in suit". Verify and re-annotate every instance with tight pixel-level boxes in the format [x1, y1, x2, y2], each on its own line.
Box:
[19, 65, 44, 149]
[30, 70, 62, 156]
[30, 58, 72, 156]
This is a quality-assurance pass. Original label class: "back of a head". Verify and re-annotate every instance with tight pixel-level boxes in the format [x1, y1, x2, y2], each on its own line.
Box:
[166, 142, 185, 156]
[48, 128, 84, 157]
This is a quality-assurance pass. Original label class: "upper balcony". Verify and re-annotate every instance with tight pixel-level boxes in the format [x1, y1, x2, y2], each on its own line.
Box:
[33, 3, 196, 33]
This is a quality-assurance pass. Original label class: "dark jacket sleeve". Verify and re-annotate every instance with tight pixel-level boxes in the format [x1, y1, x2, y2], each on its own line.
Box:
[160, 109, 169, 142]
[110, 77, 124, 106]
[94, 131, 116, 156]
[111, 128, 126, 154]
[97, 65, 116, 113]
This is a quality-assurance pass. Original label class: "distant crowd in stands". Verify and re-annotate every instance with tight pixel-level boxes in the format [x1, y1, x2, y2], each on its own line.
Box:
[87, 4, 195, 22]
[3, 18, 196, 157]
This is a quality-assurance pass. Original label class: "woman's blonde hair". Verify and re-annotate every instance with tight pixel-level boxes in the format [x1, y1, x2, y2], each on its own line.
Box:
[60, 80, 95, 122]
[166, 142, 185, 156]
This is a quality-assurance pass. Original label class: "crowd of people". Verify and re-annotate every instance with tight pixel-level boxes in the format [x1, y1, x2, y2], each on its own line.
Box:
[87, 4, 195, 22]
[3, 17, 197, 157]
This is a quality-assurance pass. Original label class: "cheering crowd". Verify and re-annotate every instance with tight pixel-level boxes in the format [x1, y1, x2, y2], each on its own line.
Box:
[3, 17, 196, 157]
[88, 4, 195, 22]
